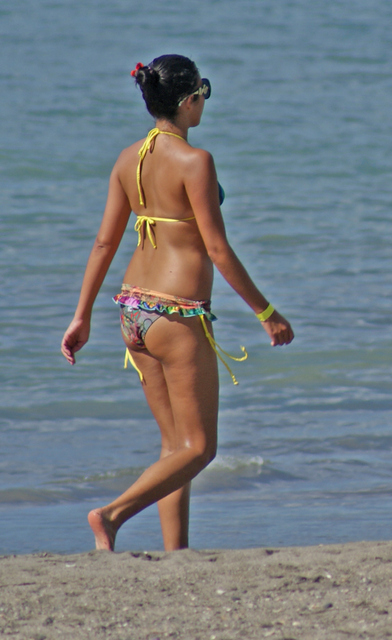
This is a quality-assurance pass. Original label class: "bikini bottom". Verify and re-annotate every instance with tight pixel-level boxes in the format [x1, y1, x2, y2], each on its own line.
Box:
[113, 284, 247, 385]
[113, 284, 216, 347]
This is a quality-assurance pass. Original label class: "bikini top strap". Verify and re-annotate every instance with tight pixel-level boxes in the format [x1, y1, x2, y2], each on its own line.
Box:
[134, 215, 195, 249]
[136, 128, 185, 207]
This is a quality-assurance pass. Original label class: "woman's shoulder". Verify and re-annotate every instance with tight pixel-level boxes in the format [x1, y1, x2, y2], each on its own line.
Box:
[182, 146, 216, 182]
[180, 145, 215, 176]
[117, 138, 144, 162]
[112, 138, 145, 176]
[186, 144, 214, 161]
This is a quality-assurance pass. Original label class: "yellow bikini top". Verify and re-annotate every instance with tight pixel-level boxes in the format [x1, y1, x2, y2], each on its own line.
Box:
[135, 127, 195, 249]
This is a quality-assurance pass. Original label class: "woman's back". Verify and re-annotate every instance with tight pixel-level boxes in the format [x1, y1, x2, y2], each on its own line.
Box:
[118, 131, 214, 300]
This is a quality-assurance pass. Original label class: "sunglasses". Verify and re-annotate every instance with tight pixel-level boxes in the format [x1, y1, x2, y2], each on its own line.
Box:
[178, 78, 211, 106]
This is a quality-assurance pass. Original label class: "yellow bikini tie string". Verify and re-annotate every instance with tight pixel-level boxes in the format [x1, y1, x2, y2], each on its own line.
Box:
[124, 316, 248, 386]
[137, 127, 185, 207]
[134, 216, 158, 249]
[134, 215, 195, 249]
[135, 128, 194, 248]
[124, 349, 145, 383]
[199, 315, 248, 386]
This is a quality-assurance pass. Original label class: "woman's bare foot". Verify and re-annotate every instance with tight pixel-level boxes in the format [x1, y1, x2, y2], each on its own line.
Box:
[88, 509, 117, 551]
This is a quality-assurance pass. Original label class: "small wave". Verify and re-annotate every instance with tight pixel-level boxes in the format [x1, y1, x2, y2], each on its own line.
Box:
[0, 467, 146, 507]
[0, 488, 76, 506]
[207, 454, 264, 475]
[192, 454, 268, 494]
[76, 467, 146, 484]
[0, 458, 267, 507]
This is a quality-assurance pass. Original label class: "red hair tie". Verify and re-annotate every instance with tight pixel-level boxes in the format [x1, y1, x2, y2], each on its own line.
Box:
[130, 62, 144, 77]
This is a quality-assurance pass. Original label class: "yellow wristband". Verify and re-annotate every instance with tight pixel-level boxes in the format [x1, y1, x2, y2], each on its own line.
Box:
[256, 304, 275, 322]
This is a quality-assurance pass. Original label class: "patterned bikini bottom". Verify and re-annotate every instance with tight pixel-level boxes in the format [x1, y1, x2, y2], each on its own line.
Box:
[113, 284, 247, 385]
[113, 284, 216, 348]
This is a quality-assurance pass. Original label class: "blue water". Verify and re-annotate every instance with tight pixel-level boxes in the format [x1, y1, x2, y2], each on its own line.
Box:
[1, 0, 392, 555]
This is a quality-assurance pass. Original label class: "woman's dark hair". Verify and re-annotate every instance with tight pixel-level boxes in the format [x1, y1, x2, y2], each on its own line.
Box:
[133, 54, 199, 122]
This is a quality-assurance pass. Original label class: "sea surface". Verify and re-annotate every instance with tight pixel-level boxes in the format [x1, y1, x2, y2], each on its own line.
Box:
[1, 0, 392, 555]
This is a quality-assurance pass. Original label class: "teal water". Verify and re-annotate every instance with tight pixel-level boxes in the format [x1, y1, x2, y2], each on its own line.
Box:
[1, 0, 392, 554]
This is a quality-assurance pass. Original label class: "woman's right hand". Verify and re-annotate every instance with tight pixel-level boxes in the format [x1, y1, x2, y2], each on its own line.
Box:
[61, 318, 91, 365]
[260, 310, 294, 346]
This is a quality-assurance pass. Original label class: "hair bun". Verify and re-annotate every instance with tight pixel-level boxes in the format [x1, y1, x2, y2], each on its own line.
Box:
[147, 66, 160, 86]
[132, 65, 160, 88]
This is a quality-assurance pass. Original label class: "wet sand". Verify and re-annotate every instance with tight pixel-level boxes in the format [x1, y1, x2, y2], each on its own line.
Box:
[1, 540, 392, 639]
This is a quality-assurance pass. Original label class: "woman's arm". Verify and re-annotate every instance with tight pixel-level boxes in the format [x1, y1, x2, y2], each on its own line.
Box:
[184, 150, 294, 346]
[61, 164, 131, 364]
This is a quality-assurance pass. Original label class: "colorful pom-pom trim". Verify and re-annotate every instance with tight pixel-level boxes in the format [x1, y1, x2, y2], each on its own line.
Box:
[130, 62, 144, 77]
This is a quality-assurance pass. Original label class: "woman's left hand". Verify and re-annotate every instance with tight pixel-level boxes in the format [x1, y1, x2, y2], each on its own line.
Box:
[61, 318, 91, 365]
[260, 310, 294, 346]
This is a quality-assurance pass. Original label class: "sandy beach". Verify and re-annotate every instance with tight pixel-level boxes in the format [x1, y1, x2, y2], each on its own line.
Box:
[1, 540, 392, 639]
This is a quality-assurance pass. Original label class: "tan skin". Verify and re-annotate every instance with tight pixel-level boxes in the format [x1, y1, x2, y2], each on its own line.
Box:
[61, 77, 294, 551]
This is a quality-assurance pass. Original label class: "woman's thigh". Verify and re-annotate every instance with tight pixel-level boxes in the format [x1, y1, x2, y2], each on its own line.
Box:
[123, 347, 177, 451]
[129, 314, 219, 452]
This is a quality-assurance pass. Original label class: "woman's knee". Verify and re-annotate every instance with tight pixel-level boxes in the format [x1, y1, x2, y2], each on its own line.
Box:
[189, 440, 217, 470]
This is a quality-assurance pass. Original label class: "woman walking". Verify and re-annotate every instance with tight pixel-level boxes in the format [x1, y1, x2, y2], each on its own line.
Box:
[61, 54, 294, 552]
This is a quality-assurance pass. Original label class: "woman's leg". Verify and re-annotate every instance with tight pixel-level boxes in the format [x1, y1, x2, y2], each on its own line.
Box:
[157, 481, 191, 550]
[125, 348, 192, 550]
[88, 314, 219, 551]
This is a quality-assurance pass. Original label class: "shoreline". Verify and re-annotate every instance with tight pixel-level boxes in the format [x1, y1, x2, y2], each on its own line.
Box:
[1, 540, 392, 639]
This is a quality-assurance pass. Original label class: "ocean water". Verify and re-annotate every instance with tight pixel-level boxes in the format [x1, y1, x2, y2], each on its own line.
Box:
[1, 0, 392, 555]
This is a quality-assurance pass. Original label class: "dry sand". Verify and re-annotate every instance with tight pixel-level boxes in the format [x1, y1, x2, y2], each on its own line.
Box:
[1, 540, 392, 639]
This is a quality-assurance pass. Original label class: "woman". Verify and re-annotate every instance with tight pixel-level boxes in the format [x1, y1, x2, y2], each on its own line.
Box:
[61, 54, 294, 552]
